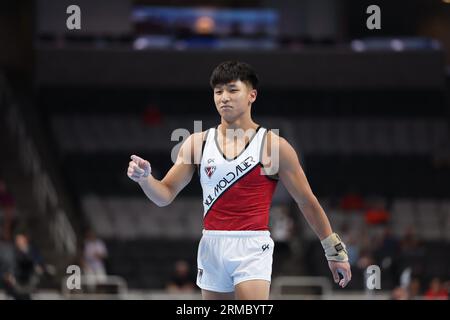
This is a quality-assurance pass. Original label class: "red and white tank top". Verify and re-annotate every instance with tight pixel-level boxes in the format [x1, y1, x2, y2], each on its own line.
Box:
[199, 126, 278, 230]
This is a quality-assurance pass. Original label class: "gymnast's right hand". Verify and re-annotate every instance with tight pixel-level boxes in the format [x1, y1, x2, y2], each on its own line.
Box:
[127, 154, 151, 183]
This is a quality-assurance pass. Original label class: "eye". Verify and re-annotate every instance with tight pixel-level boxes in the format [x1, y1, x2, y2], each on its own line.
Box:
[215, 90, 222, 94]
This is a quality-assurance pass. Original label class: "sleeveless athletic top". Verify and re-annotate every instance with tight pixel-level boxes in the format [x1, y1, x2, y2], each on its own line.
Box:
[199, 126, 278, 230]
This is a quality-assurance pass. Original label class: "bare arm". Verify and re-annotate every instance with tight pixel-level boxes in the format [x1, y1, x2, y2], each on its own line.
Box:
[268, 132, 351, 287]
[127, 132, 203, 207]
[276, 136, 332, 240]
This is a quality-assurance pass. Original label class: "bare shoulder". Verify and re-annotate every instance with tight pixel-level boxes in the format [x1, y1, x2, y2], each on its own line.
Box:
[262, 130, 300, 172]
[189, 131, 207, 142]
[263, 129, 291, 155]
[180, 131, 206, 147]
[181, 131, 207, 165]
[260, 129, 287, 172]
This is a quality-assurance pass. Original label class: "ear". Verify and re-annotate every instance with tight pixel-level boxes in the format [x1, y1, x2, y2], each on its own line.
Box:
[249, 89, 257, 104]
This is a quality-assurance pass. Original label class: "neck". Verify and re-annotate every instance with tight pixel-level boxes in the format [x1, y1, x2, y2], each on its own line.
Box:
[219, 114, 258, 134]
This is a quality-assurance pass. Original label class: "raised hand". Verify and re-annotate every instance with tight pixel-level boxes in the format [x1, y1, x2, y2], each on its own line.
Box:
[127, 154, 151, 182]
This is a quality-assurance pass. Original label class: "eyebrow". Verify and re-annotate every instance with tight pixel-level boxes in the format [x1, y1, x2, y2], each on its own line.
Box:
[224, 84, 238, 89]
[214, 84, 238, 90]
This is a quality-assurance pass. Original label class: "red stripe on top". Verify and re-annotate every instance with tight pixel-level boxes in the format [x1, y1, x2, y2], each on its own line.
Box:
[203, 165, 278, 230]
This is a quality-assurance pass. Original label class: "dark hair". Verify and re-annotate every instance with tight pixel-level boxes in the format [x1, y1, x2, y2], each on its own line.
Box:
[210, 61, 259, 89]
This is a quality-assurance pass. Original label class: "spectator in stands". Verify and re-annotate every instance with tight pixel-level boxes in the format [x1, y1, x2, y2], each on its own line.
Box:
[408, 277, 422, 300]
[364, 198, 390, 226]
[391, 286, 409, 300]
[340, 188, 365, 212]
[270, 206, 295, 274]
[373, 227, 401, 289]
[166, 259, 196, 293]
[356, 249, 375, 272]
[394, 267, 423, 300]
[424, 277, 448, 300]
[270, 206, 294, 246]
[82, 230, 108, 281]
[340, 223, 359, 266]
[399, 226, 425, 280]
[400, 226, 420, 250]
[376, 227, 399, 257]
[2, 233, 45, 300]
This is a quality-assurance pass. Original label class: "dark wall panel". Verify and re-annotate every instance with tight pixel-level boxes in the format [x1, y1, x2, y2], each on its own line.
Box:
[36, 49, 445, 89]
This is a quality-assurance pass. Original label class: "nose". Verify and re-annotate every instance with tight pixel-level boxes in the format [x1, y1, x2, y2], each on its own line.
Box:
[221, 91, 230, 103]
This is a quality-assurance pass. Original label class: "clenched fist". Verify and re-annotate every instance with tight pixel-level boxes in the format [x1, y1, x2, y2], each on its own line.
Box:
[127, 155, 151, 182]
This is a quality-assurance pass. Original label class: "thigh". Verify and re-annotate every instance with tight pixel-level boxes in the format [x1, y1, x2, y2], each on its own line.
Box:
[235, 279, 270, 300]
[230, 235, 274, 287]
[197, 236, 234, 292]
[202, 289, 235, 300]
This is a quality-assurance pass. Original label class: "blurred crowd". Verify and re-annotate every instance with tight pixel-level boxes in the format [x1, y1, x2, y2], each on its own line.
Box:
[1, 176, 447, 299]
[269, 191, 449, 300]
[0, 179, 53, 299]
[338, 193, 448, 300]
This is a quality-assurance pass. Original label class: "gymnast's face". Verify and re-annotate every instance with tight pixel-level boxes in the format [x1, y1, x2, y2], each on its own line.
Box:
[213, 80, 257, 122]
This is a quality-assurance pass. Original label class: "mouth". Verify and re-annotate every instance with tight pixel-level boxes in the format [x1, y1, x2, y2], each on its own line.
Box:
[220, 105, 233, 110]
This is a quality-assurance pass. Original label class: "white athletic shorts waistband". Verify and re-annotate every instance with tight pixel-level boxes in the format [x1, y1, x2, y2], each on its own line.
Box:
[202, 230, 270, 237]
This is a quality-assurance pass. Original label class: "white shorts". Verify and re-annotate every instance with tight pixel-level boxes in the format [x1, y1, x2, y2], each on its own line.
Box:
[196, 230, 274, 293]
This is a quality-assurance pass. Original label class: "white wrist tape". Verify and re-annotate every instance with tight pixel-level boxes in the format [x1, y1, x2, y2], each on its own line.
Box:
[321, 233, 349, 262]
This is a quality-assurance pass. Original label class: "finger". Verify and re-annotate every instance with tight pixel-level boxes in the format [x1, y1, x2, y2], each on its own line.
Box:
[128, 166, 141, 176]
[130, 173, 142, 180]
[131, 154, 144, 164]
[339, 277, 348, 288]
[331, 267, 339, 284]
[138, 159, 150, 170]
[130, 162, 143, 171]
[339, 269, 350, 288]
[342, 268, 352, 287]
[132, 164, 145, 175]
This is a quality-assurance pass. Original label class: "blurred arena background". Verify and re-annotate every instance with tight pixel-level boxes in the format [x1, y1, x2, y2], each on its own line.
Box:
[0, 0, 449, 300]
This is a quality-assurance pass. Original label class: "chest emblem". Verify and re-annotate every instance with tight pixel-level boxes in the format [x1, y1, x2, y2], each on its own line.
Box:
[205, 159, 216, 178]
